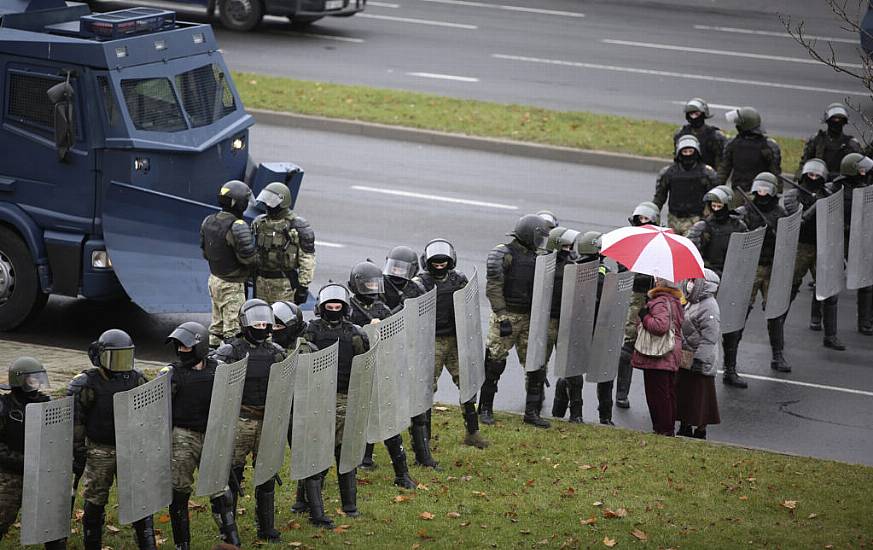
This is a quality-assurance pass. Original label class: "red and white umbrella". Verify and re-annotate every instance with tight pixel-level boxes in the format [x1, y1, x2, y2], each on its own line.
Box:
[600, 225, 704, 282]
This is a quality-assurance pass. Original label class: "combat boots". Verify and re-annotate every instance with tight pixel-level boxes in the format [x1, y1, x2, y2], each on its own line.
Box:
[210, 489, 242, 547]
[478, 352, 506, 425]
[523, 369, 550, 428]
[82, 501, 105, 550]
[597, 381, 615, 425]
[360, 443, 376, 469]
[722, 330, 748, 388]
[767, 315, 791, 372]
[132, 516, 157, 550]
[254, 480, 281, 542]
[169, 490, 191, 550]
[857, 287, 873, 335]
[385, 435, 417, 489]
[291, 480, 308, 513]
[822, 298, 847, 350]
[304, 475, 335, 528]
[461, 399, 489, 449]
[810, 297, 823, 331]
[566, 376, 584, 423]
[410, 411, 439, 469]
[551, 378, 569, 419]
[677, 424, 693, 437]
[615, 342, 634, 409]
[43, 539, 66, 550]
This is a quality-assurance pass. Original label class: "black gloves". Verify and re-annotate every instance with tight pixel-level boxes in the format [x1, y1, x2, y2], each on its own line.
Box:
[294, 286, 309, 306]
[499, 318, 513, 337]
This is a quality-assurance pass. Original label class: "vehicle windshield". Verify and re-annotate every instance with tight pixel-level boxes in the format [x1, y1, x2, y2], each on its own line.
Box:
[119, 63, 236, 132]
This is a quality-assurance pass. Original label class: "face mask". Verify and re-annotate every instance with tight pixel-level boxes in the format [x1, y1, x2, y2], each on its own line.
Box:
[272, 329, 292, 348]
[355, 293, 374, 305]
[12, 387, 47, 402]
[388, 275, 408, 289]
[827, 119, 846, 135]
[557, 249, 571, 261]
[754, 194, 776, 210]
[679, 156, 697, 169]
[266, 205, 285, 218]
[686, 114, 705, 128]
[428, 264, 448, 277]
[244, 326, 270, 343]
[713, 207, 729, 220]
[323, 309, 344, 324]
[176, 349, 200, 369]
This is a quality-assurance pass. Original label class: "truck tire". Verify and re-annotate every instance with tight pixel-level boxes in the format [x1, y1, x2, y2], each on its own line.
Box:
[0, 227, 47, 331]
[219, 0, 264, 31]
[288, 15, 323, 28]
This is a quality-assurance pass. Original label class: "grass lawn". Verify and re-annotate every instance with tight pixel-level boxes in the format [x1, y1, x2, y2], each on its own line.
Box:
[4, 406, 871, 549]
[234, 73, 808, 171]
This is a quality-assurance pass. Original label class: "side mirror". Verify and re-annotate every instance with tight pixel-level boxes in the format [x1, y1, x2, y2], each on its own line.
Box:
[47, 80, 75, 162]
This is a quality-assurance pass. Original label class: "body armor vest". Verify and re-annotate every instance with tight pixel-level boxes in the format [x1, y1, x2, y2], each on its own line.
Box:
[350, 296, 391, 326]
[235, 340, 283, 408]
[383, 277, 423, 310]
[503, 242, 538, 311]
[730, 136, 772, 191]
[84, 369, 143, 445]
[418, 271, 465, 336]
[813, 131, 855, 174]
[305, 319, 358, 394]
[666, 164, 710, 216]
[170, 357, 218, 433]
[702, 216, 745, 273]
[741, 205, 786, 264]
[202, 212, 243, 278]
[254, 214, 299, 275]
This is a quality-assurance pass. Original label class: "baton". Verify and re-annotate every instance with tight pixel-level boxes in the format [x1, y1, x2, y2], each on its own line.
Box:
[737, 189, 776, 230]
[776, 174, 816, 197]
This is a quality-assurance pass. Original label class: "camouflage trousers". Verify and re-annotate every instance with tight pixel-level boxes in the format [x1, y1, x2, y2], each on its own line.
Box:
[0, 470, 23, 534]
[433, 334, 461, 395]
[81, 441, 117, 506]
[334, 393, 348, 447]
[749, 264, 773, 310]
[172, 427, 205, 494]
[667, 214, 701, 236]
[208, 274, 246, 347]
[792, 242, 817, 291]
[486, 311, 531, 367]
[542, 318, 560, 371]
[623, 291, 647, 344]
[232, 417, 263, 469]
[255, 275, 294, 305]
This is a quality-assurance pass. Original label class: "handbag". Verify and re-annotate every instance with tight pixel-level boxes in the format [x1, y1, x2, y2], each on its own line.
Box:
[633, 301, 676, 358]
[679, 349, 695, 370]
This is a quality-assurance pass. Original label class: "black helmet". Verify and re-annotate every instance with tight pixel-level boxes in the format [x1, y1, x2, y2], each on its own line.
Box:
[272, 300, 304, 332]
[349, 261, 385, 296]
[88, 329, 135, 372]
[316, 284, 351, 318]
[218, 180, 252, 215]
[0, 357, 49, 392]
[238, 299, 273, 343]
[422, 239, 457, 273]
[383, 246, 419, 281]
[509, 214, 551, 250]
[165, 322, 209, 363]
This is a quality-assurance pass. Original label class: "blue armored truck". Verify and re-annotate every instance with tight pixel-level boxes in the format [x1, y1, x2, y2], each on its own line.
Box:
[0, 0, 302, 330]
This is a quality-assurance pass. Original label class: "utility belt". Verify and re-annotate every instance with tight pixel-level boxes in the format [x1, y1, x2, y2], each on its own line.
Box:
[259, 270, 288, 279]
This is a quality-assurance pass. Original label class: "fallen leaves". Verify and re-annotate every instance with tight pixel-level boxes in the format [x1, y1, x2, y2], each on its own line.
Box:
[287, 520, 302, 530]
[433, 406, 449, 412]
[807, 513, 818, 520]
[333, 524, 351, 534]
[593, 501, 604, 507]
[416, 528, 432, 540]
[419, 512, 434, 520]
[393, 495, 412, 504]
[603, 536, 617, 547]
[157, 513, 170, 524]
[580, 516, 597, 526]
[472, 491, 487, 497]
[603, 507, 628, 519]
[446, 512, 461, 519]
[105, 524, 120, 534]
[630, 528, 648, 541]
[781, 500, 798, 511]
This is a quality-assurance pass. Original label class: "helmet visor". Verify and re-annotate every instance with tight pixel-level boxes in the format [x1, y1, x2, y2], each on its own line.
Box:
[256, 188, 283, 209]
[101, 347, 134, 372]
[725, 109, 740, 125]
[685, 98, 706, 114]
[241, 303, 274, 327]
[825, 105, 849, 121]
[858, 156, 873, 174]
[318, 284, 350, 306]
[356, 276, 384, 295]
[533, 232, 549, 251]
[20, 371, 50, 392]
[424, 241, 454, 262]
[751, 180, 776, 196]
[383, 259, 416, 280]
[559, 229, 581, 248]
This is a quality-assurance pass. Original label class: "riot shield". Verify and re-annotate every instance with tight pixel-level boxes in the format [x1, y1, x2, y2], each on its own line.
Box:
[716, 227, 765, 333]
[585, 271, 634, 384]
[454, 269, 485, 404]
[765, 208, 802, 320]
[253, 351, 298, 487]
[524, 253, 557, 373]
[553, 260, 599, 379]
[20, 397, 73, 546]
[290, 342, 338, 481]
[366, 312, 411, 443]
[847, 186, 873, 290]
[339, 342, 379, 474]
[196, 357, 248, 497]
[404, 287, 437, 418]
[816, 188, 845, 300]
[114, 375, 172, 524]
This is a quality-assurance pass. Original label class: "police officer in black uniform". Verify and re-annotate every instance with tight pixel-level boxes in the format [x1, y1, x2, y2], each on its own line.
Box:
[718, 107, 782, 207]
[654, 134, 719, 235]
[798, 103, 862, 179]
[674, 98, 728, 171]
[271, 300, 307, 351]
[349, 261, 392, 326]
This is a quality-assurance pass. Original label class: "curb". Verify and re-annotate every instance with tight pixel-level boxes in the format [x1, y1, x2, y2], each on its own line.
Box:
[249, 109, 670, 174]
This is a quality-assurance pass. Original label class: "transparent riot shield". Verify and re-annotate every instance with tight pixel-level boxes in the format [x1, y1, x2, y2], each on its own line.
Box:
[113, 375, 172, 524]
[764, 208, 802, 320]
[454, 269, 485, 404]
[524, 253, 557, 373]
[816, 188, 845, 300]
[847, 186, 873, 290]
[253, 351, 298, 487]
[366, 312, 411, 443]
[339, 342, 379, 474]
[553, 260, 599, 378]
[20, 397, 73, 545]
[196, 357, 247, 497]
[290, 342, 338, 481]
[585, 271, 634, 383]
[405, 287, 437, 417]
[716, 227, 765, 333]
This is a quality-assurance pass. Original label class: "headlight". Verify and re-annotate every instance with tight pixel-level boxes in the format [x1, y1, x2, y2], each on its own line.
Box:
[92, 251, 112, 269]
[231, 136, 246, 152]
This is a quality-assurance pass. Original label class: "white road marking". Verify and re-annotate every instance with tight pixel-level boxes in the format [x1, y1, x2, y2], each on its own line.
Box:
[716, 370, 873, 398]
[351, 185, 518, 210]
[369, 1, 400, 6]
[693, 24, 857, 44]
[357, 13, 477, 28]
[491, 53, 867, 96]
[406, 72, 480, 82]
[670, 100, 739, 110]
[315, 240, 346, 248]
[418, 0, 584, 17]
[603, 39, 864, 68]
[300, 33, 366, 43]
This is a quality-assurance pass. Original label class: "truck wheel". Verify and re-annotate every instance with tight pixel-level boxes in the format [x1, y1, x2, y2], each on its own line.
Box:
[0, 227, 47, 331]
[288, 15, 323, 28]
[219, 0, 264, 31]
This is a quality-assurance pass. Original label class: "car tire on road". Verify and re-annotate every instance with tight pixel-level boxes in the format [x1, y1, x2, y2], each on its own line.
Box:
[288, 15, 323, 28]
[0, 227, 47, 331]
[219, 0, 264, 31]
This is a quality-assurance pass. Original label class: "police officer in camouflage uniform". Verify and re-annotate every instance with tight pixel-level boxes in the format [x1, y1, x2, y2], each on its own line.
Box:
[349, 261, 392, 326]
[252, 182, 316, 306]
[688, 187, 751, 388]
[674, 98, 728, 171]
[718, 107, 782, 208]
[414, 239, 489, 449]
[785, 159, 847, 351]
[653, 135, 719, 235]
[479, 214, 552, 428]
[0, 358, 65, 550]
[735, 172, 793, 372]
[798, 103, 861, 180]
[201, 180, 258, 347]
[162, 322, 241, 549]
[68, 330, 155, 550]
[214, 299, 287, 541]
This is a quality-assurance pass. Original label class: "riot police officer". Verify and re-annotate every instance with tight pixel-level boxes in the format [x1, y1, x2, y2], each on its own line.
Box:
[382, 246, 426, 310]
[214, 299, 287, 541]
[68, 330, 155, 550]
[479, 214, 552, 428]
[736, 173, 793, 372]
[200, 180, 258, 347]
[349, 261, 392, 326]
[272, 300, 307, 351]
[688, 187, 751, 387]
[252, 181, 316, 306]
[0, 358, 64, 550]
[798, 103, 861, 179]
[653, 135, 719, 235]
[414, 239, 489, 449]
[674, 98, 728, 171]
[162, 322, 240, 548]
[537, 210, 559, 230]
[718, 107, 782, 207]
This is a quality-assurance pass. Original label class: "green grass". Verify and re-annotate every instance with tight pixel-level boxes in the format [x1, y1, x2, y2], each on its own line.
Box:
[234, 73, 807, 170]
[4, 406, 871, 549]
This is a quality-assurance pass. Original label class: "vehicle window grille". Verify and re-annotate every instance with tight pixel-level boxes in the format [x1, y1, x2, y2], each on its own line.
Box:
[97, 76, 120, 128]
[174, 64, 235, 128]
[120, 77, 187, 132]
[7, 72, 62, 131]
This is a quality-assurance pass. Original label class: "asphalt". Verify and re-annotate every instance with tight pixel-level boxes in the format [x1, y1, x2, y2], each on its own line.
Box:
[2, 123, 871, 465]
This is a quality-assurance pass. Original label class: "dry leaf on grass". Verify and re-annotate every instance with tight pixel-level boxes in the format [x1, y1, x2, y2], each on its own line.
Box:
[603, 536, 617, 547]
[446, 512, 461, 519]
[105, 525, 120, 534]
[419, 512, 435, 520]
[603, 508, 628, 519]
[157, 514, 170, 524]
[393, 495, 412, 503]
[631, 528, 648, 541]
[781, 500, 798, 511]
[580, 517, 597, 526]
[416, 529, 433, 540]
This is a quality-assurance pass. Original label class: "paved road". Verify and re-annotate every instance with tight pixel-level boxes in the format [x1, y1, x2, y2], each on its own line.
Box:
[3, 123, 871, 464]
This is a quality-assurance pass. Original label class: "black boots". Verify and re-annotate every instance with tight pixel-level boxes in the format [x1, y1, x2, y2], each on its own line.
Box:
[722, 330, 748, 388]
[677, 423, 693, 437]
[858, 287, 873, 335]
[255, 480, 281, 542]
[767, 315, 791, 372]
[410, 411, 439, 469]
[334, 445, 360, 517]
[385, 435, 417, 489]
[615, 342, 634, 409]
[523, 368, 550, 428]
[132, 516, 157, 550]
[822, 297, 846, 350]
[810, 296, 823, 331]
[360, 443, 376, 469]
[597, 381, 615, 425]
[210, 489, 241, 547]
[169, 490, 190, 550]
[82, 501, 105, 550]
[567, 377, 584, 424]
[478, 351, 506, 425]
[304, 475, 335, 528]
[551, 378, 569, 418]
[291, 480, 308, 513]
[462, 399, 489, 448]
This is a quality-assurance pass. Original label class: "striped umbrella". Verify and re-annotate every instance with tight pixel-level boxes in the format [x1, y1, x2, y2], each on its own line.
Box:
[600, 225, 705, 282]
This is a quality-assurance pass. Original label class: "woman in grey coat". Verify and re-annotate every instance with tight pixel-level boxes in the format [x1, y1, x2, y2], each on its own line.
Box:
[678, 268, 722, 438]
